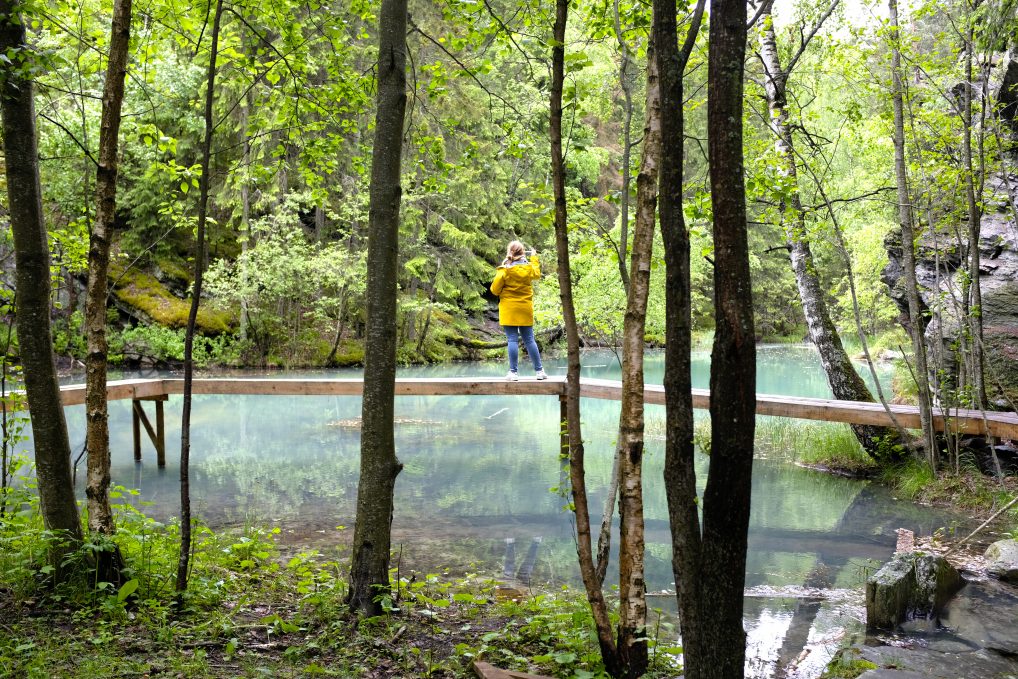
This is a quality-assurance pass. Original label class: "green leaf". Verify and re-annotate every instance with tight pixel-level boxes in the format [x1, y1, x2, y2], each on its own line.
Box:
[117, 578, 139, 602]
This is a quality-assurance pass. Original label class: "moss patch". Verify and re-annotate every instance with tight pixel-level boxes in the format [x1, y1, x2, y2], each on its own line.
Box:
[329, 339, 365, 367]
[111, 263, 233, 333]
[821, 648, 877, 679]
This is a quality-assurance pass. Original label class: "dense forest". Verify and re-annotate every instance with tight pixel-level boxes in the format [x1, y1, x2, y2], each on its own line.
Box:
[3, 0, 1012, 375]
[2, 0, 1018, 676]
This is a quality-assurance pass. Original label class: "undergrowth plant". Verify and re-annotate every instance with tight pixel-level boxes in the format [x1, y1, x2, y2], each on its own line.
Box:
[2, 481, 687, 678]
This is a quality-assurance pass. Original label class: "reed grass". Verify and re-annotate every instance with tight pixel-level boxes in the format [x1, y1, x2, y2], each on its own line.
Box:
[754, 417, 875, 472]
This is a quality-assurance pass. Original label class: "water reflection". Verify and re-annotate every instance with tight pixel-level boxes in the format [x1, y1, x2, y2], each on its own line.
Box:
[34, 346, 960, 678]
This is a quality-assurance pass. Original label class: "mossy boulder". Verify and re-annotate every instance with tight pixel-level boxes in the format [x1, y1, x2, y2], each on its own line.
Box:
[110, 262, 233, 334]
[985, 539, 1018, 583]
[865, 553, 963, 630]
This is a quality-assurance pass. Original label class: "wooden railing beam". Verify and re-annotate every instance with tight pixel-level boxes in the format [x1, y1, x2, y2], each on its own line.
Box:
[3, 375, 1015, 440]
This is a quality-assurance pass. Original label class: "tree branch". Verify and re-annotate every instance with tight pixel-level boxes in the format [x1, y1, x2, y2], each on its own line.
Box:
[408, 18, 524, 120]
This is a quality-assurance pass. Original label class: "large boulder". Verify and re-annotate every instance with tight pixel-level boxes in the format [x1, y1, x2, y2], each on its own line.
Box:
[985, 538, 1018, 583]
[865, 553, 963, 630]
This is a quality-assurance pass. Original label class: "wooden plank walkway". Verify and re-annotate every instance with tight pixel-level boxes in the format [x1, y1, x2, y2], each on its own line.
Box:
[7, 375, 1017, 440]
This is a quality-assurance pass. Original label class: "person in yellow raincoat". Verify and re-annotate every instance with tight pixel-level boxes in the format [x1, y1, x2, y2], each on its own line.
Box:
[490, 240, 547, 381]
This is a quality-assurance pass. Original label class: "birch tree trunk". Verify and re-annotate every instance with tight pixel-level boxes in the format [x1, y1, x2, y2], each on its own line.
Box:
[346, 0, 407, 616]
[889, 0, 937, 461]
[757, 4, 900, 457]
[614, 33, 660, 677]
[85, 0, 132, 546]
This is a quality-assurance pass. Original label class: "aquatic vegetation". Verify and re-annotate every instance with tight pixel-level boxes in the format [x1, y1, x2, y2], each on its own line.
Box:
[754, 418, 875, 473]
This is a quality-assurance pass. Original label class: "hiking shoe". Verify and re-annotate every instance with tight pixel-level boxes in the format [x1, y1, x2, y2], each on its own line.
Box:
[535, 369, 547, 380]
[506, 371, 519, 381]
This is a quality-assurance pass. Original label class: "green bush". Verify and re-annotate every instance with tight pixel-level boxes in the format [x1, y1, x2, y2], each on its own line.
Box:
[115, 324, 243, 367]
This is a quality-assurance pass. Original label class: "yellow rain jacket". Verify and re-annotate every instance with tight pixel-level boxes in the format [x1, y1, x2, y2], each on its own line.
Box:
[490, 254, 541, 327]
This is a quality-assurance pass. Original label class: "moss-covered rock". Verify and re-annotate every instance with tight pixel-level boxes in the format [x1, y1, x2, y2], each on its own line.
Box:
[110, 262, 233, 334]
[865, 553, 963, 630]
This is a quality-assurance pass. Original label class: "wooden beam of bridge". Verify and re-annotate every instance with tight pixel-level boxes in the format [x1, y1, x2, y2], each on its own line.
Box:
[10, 375, 1018, 439]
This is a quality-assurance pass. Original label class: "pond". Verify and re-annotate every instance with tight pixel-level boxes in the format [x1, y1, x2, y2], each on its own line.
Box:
[35, 345, 973, 677]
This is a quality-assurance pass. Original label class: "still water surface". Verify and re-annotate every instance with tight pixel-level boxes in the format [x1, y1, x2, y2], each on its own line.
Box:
[49, 346, 968, 677]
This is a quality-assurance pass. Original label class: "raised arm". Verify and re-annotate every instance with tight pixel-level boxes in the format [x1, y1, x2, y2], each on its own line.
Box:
[491, 268, 506, 295]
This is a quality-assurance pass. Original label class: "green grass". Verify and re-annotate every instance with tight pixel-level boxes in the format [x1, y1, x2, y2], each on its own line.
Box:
[754, 418, 876, 473]
[837, 328, 909, 359]
[880, 459, 1018, 517]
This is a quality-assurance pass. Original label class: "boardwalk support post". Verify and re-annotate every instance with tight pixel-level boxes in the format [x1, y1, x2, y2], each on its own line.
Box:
[131, 395, 168, 466]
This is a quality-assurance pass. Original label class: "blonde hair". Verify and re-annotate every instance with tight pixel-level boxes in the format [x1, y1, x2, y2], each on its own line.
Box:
[501, 240, 526, 267]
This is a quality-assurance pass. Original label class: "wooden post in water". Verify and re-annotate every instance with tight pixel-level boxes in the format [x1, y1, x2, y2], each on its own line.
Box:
[155, 398, 165, 467]
[131, 396, 168, 466]
[132, 399, 141, 462]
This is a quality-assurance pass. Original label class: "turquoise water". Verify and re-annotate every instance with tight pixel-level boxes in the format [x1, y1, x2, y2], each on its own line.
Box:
[49, 346, 954, 586]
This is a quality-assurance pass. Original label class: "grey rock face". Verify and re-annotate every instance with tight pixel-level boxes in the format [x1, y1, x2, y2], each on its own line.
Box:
[882, 173, 1018, 406]
[984, 538, 1018, 584]
[866, 553, 963, 630]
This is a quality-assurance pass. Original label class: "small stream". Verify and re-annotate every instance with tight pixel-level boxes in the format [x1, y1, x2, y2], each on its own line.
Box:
[34, 346, 982, 676]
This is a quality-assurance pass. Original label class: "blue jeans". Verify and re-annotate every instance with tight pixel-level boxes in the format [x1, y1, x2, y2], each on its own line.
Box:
[504, 325, 543, 373]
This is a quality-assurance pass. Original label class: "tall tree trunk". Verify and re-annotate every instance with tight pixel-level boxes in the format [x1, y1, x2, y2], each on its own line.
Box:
[757, 3, 898, 457]
[614, 32, 660, 678]
[346, 0, 407, 617]
[0, 0, 84, 564]
[550, 0, 619, 673]
[889, 0, 937, 462]
[613, 0, 633, 292]
[85, 0, 132, 553]
[657, 0, 705, 673]
[701, 0, 756, 674]
[239, 81, 252, 343]
[961, 27, 986, 409]
[177, 0, 223, 593]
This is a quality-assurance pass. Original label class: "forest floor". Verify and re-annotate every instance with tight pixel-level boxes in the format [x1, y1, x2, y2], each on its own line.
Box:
[0, 517, 681, 678]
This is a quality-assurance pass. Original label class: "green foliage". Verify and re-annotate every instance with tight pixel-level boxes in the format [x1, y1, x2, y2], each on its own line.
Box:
[820, 648, 877, 679]
[115, 325, 242, 367]
[52, 310, 87, 359]
[1, 482, 683, 678]
[205, 194, 366, 366]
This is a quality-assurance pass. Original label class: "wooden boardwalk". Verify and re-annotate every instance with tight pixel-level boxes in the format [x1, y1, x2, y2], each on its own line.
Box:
[33, 375, 1018, 440]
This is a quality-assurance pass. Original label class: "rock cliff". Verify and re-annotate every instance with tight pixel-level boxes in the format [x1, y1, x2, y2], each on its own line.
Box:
[883, 172, 1018, 409]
